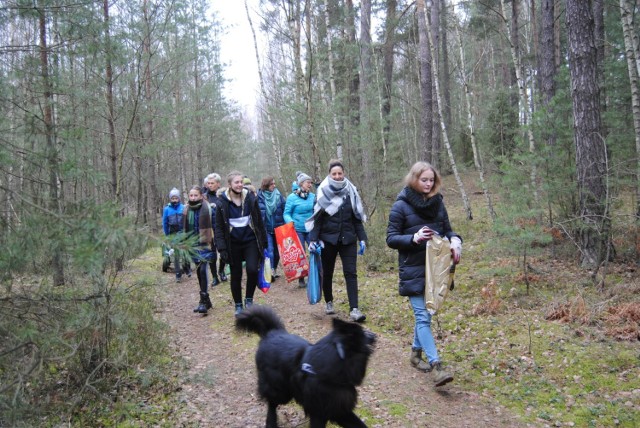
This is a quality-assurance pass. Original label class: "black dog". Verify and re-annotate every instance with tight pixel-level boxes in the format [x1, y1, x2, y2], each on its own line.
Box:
[235, 305, 376, 428]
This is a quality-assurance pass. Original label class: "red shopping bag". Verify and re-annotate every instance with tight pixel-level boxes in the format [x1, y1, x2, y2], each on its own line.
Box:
[274, 222, 309, 282]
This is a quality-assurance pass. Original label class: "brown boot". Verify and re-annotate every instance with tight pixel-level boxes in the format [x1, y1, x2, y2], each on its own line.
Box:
[410, 349, 431, 372]
[431, 362, 453, 387]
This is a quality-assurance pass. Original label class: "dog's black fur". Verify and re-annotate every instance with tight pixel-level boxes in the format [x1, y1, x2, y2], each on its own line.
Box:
[235, 305, 376, 428]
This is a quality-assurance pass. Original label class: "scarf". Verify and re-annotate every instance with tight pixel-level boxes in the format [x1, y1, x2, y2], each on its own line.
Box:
[403, 186, 442, 219]
[262, 189, 281, 217]
[305, 176, 366, 232]
[184, 200, 213, 245]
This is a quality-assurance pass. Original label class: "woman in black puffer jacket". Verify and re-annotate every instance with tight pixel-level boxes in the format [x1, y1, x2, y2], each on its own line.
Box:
[386, 161, 462, 387]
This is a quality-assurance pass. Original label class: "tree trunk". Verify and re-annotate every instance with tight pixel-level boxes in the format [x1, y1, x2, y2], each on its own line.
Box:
[104, 0, 118, 203]
[430, 0, 441, 169]
[455, 24, 496, 221]
[245, 0, 283, 187]
[143, 0, 159, 233]
[620, 0, 640, 220]
[323, 0, 343, 159]
[38, 2, 65, 286]
[381, 0, 397, 158]
[566, 0, 609, 268]
[501, 0, 539, 205]
[440, 0, 452, 131]
[421, 1, 473, 220]
[416, 0, 433, 164]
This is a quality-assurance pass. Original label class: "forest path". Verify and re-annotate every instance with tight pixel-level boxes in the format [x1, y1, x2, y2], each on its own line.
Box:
[157, 267, 525, 427]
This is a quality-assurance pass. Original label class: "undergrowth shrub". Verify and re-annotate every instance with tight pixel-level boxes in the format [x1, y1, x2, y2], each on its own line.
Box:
[0, 203, 175, 426]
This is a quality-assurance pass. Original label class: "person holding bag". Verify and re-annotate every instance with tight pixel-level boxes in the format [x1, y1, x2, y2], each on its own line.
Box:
[386, 161, 462, 387]
[306, 159, 368, 322]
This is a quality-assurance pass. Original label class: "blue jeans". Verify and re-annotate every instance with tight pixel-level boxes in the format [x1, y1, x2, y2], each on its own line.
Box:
[409, 295, 440, 364]
[296, 231, 310, 249]
[266, 233, 280, 270]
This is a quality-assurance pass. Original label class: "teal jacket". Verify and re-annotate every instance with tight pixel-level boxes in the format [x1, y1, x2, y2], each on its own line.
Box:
[284, 191, 316, 233]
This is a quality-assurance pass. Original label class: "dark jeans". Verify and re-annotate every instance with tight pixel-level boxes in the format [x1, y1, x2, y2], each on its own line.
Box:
[192, 248, 213, 294]
[229, 240, 260, 304]
[321, 241, 359, 309]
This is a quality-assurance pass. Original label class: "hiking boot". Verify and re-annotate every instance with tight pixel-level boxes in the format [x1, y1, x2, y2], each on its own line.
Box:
[194, 292, 212, 314]
[219, 271, 228, 282]
[410, 349, 432, 372]
[210, 276, 220, 287]
[431, 362, 453, 387]
[325, 301, 335, 315]
[234, 303, 244, 317]
[244, 297, 253, 309]
[349, 308, 366, 322]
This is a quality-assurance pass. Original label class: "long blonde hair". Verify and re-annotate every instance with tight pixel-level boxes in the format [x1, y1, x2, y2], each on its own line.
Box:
[404, 161, 441, 197]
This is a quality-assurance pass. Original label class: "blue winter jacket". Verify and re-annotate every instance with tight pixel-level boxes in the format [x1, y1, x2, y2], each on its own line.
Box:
[284, 191, 316, 233]
[162, 202, 185, 235]
[257, 190, 286, 234]
[386, 187, 462, 296]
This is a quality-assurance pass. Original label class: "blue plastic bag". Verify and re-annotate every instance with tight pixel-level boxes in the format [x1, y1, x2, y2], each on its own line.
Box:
[258, 249, 272, 293]
[307, 246, 322, 304]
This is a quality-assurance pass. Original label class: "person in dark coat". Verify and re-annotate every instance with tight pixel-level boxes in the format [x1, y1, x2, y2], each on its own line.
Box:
[214, 171, 268, 317]
[306, 159, 368, 322]
[183, 186, 214, 315]
[204, 173, 227, 285]
[257, 176, 286, 279]
[386, 161, 462, 387]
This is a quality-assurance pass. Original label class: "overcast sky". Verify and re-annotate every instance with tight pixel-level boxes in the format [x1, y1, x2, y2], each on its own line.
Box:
[209, 0, 261, 114]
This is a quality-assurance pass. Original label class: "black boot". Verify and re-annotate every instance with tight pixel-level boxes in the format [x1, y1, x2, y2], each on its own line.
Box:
[194, 292, 212, 314]
[210, 276, 220, 287]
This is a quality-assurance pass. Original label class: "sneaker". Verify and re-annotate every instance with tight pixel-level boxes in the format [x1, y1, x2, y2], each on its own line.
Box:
[234, 303, 243, 317]
[219, 271, 228, 282]
[298, 278, 306, 288]
[349, 308, 366, 322]
[176, 277, 182, 283]
[244, 297, 253, 309]
[431, 362, 454, 387]
[325, 301, 335, 315]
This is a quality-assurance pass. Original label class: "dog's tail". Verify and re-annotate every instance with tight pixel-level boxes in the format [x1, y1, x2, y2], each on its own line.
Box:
[235, 305, 286, 338]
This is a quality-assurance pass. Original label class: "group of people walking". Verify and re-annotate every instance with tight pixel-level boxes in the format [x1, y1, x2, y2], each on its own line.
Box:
[162, 160, 462, 387]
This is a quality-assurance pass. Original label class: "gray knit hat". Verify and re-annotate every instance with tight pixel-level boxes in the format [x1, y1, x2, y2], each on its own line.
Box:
[297, 172, 312, 185]
[169, 188, 180, 199]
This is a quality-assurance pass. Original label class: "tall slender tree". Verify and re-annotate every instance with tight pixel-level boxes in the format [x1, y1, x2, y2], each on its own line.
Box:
[566, 0, 609, 268]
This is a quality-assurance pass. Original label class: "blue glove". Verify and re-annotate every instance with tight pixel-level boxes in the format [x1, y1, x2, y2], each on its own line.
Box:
[358, 241, 366, 255]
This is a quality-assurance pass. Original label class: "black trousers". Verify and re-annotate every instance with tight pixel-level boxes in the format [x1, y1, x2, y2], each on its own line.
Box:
[229, 240, 260, 304]
[321, 241, 359, 309]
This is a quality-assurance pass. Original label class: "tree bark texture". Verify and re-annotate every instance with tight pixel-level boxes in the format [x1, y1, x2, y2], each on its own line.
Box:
[619, 0, 640, 219]
[566, 0, 609, 267]
[417, 0, 433, 164]
[39, 3, 65, 286]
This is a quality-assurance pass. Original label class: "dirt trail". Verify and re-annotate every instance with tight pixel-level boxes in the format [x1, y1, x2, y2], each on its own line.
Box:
[158, 270, 525, 427]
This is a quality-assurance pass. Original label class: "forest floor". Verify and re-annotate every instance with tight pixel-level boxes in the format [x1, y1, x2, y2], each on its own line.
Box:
[155, 267, 524, 428]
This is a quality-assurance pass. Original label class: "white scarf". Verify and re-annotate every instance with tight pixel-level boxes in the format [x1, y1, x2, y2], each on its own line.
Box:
[305, 176, 366, 232]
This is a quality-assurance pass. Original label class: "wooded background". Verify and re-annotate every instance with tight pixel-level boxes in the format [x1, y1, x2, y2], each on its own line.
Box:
[1, 0, 639, 279]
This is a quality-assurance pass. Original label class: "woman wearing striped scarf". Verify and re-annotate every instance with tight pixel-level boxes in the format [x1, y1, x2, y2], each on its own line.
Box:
[306, 159, 368, 322]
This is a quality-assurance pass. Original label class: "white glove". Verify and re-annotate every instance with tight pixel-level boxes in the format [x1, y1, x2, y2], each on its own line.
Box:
[412, 227, 433, 244]
[450, 236, 462, 264]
